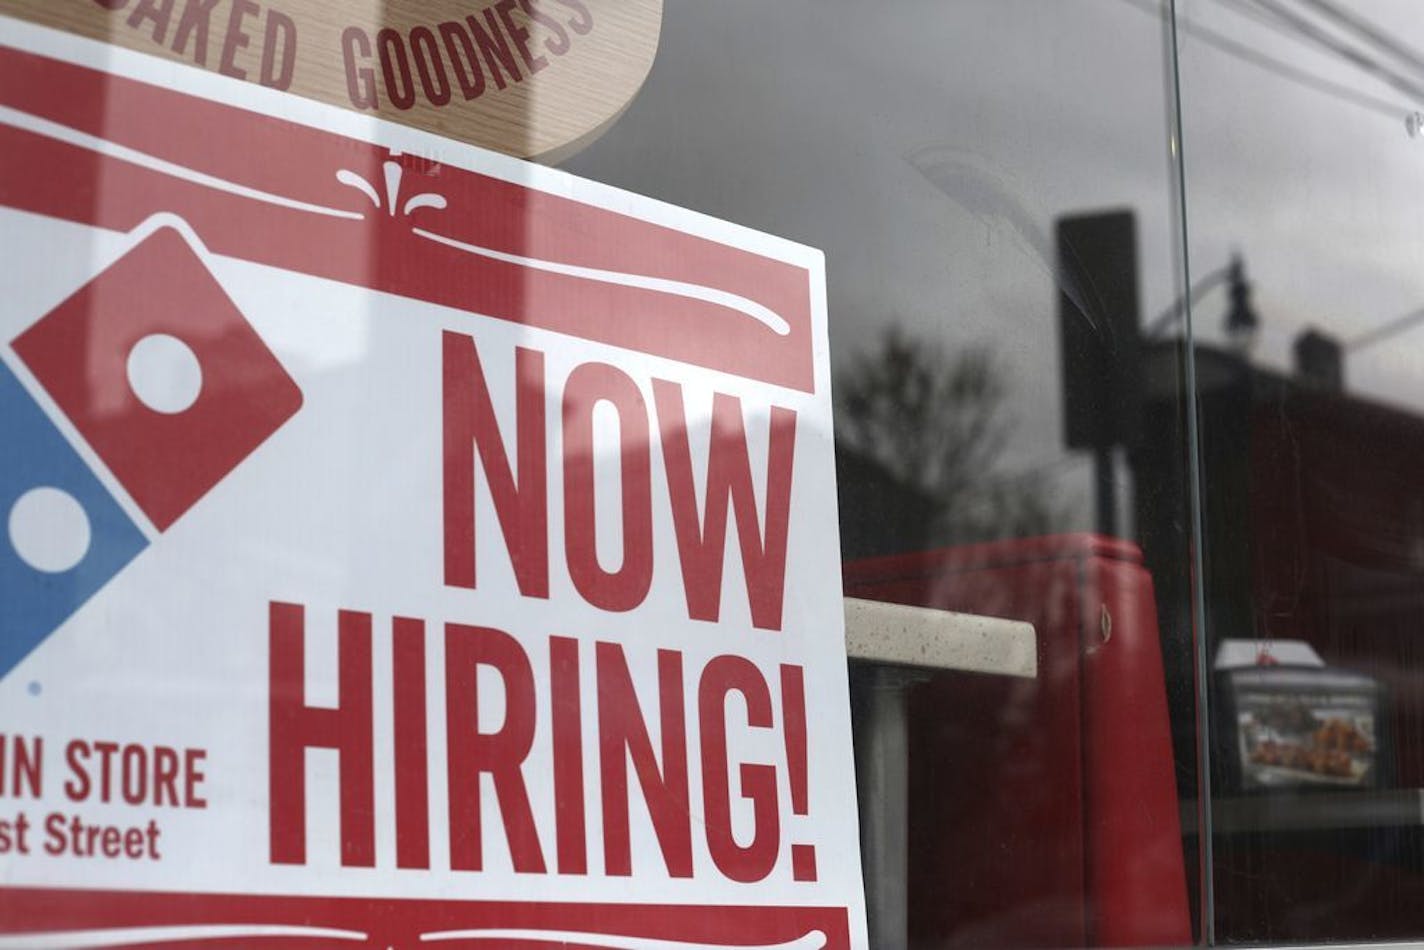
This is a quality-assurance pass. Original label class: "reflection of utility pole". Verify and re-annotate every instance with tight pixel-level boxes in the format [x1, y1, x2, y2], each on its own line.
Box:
[1224, 255, 1261, 355]
[1144, 264, 1231, 340]
[1056, 212, 1273, 538]
[1347, 305, 1424, 353]
[1144, 253, 1260, 351]
[1056, 211, 1140, 538]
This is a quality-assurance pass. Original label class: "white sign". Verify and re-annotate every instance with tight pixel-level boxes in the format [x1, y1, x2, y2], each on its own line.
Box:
[0, 16, 868, 949]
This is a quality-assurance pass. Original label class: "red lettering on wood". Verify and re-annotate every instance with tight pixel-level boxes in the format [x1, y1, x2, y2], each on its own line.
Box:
[519, 0, 570, 56]
[439, 20, 487, 100]
[377, 27, 416, 110]
[465, 10, 522, 90]
[218, 0, 258, 80]
[172, 0, 219, 65]
[126, 0, 174, 44]
[260, 11, 298, 90]
[497, 0, 547, 75]
[341, 27, 378, 109]
[409, 26, 452, 106]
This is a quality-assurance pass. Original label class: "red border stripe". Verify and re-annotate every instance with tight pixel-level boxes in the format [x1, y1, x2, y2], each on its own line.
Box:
[0, 45, 815, 392]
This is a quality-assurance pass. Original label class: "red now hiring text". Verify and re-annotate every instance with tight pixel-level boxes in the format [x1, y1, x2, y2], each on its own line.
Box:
[267, 330, 819, 885]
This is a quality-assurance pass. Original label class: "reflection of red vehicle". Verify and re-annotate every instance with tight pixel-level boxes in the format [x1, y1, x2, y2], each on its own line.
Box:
[845, 534, 1190, 948]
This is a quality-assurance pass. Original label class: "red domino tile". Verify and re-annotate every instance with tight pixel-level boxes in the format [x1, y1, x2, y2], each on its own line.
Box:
[13, 226, 302, 531]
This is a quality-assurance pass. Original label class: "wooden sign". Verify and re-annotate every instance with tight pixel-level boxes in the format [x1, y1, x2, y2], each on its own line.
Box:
[0, 0, 662, 159]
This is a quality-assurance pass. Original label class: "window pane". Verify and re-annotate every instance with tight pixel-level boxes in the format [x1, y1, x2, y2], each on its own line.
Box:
[564, 3, 1200, 946]
[1177, 0, 1424, 942]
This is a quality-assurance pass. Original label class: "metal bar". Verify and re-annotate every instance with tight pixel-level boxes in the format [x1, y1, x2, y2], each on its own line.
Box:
[853, 665, 916, 950]
[1180, 789, 1424, 835]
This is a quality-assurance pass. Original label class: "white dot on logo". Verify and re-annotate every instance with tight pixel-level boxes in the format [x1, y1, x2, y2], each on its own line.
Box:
[8, 487, 92, 573]
[127, 333, 203, 414]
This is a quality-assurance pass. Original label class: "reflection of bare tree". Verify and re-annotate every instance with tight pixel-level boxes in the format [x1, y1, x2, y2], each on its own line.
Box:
[836, 327, 1060, 556]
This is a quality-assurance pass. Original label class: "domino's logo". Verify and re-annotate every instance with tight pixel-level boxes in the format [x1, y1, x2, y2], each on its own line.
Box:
[1, 223, 302, 679]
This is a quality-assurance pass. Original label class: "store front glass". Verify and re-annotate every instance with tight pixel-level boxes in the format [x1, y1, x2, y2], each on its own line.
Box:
[1176, 0, 1424, 943]
[3, 1, 1424, 947]
[565, 2, 1201, 945]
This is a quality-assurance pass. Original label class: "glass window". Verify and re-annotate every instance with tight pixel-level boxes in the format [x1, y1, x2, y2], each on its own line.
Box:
[14, 1, 1424, 946]
[1177, 0, 1424, 942]
[564, 3, 1201, 946]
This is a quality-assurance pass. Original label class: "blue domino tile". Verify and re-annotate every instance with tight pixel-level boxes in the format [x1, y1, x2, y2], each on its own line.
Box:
[0, 360, 148, 679]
